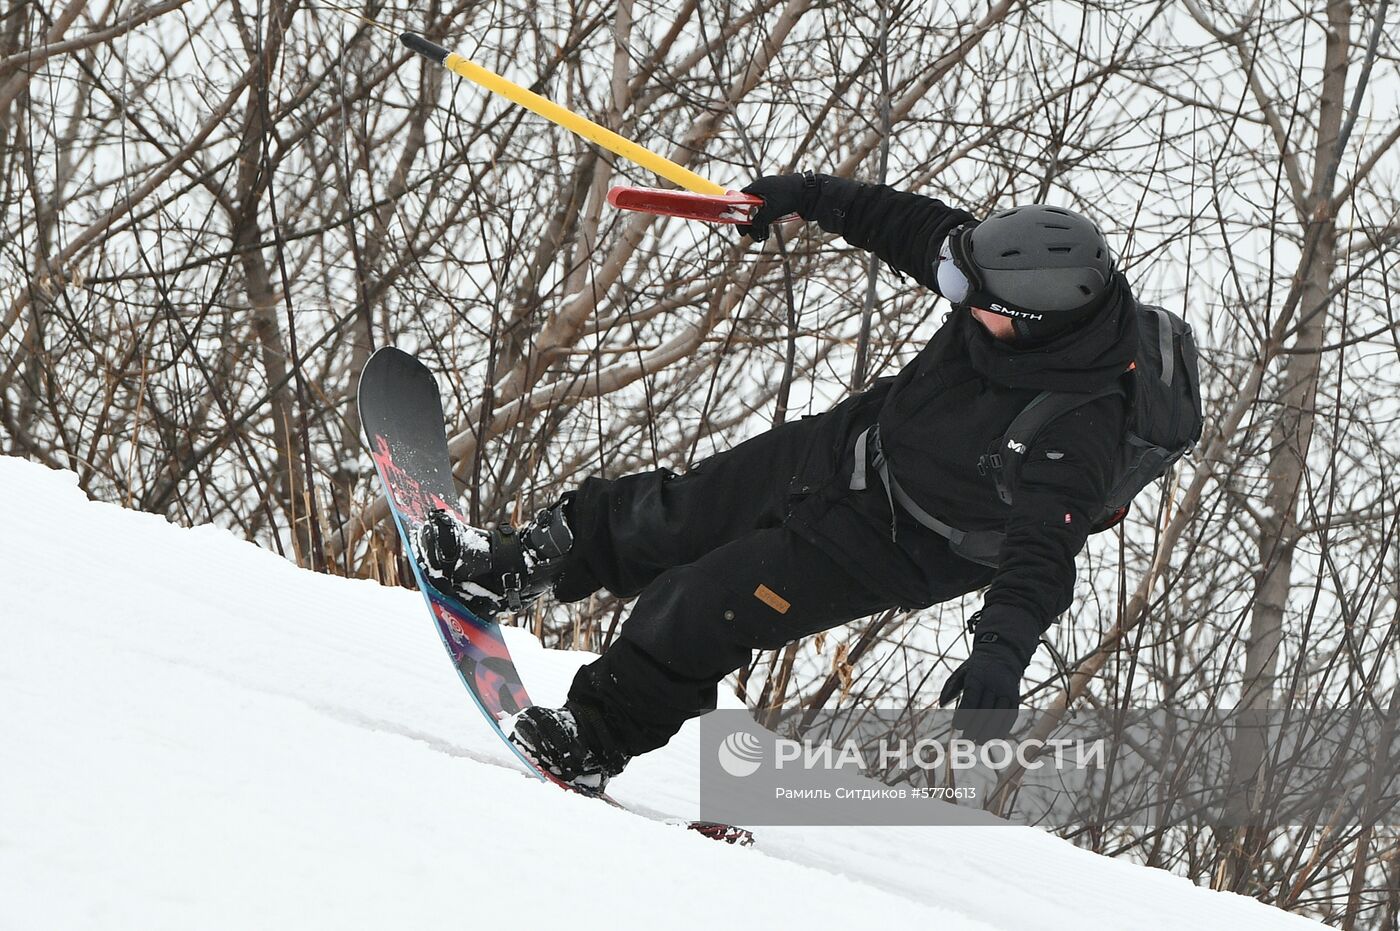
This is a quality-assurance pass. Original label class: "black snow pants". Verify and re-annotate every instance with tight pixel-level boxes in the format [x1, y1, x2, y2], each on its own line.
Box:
[553, 404, 990, 757]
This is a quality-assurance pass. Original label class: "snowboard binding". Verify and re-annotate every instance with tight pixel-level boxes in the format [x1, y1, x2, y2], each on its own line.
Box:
[415, 500, 574, 617]
[508, 703, 631, 793]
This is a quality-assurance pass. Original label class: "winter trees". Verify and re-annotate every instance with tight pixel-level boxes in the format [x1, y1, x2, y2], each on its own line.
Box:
[2, 0, 1397, 922]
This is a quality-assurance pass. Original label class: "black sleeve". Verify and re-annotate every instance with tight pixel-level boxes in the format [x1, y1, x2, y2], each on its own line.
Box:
[981, 393, 1126, 629]
[805, 176, 977, 293]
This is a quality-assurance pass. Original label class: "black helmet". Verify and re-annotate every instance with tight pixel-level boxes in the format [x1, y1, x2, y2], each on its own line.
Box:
[941, 205, 1115, 340]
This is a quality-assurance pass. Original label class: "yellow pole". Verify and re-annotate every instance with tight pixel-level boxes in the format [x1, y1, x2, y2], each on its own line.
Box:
[401, 33, 727, 197]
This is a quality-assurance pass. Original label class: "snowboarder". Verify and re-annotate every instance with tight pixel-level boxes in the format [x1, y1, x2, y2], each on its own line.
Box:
[417, 172, 1138, 790]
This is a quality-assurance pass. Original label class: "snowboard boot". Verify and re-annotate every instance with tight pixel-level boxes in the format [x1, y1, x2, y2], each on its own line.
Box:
[414, 498, 574, 617]
[508, 702, 631, 793]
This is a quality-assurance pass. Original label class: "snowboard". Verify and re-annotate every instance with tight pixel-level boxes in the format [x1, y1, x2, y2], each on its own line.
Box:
[359, 346, 753, 846]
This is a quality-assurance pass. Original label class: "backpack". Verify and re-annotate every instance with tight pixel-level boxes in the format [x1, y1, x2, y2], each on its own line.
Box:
[856, 303, 1204, 568]
[984, 303, 1204, 534]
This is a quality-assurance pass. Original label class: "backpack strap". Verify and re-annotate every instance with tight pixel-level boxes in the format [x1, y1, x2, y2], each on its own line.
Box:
[982, 383, 1126, 505]
[1148, 306, 1174, 386]
[851, 425, 1006, 567]
[848, 383, 1127, 569]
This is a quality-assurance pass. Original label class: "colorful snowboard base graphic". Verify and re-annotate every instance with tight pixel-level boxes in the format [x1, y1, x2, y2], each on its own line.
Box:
[359, 347, 752, 846]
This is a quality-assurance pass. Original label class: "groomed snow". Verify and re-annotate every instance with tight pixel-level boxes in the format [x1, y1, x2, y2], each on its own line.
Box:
[0, 456, 1324, 930]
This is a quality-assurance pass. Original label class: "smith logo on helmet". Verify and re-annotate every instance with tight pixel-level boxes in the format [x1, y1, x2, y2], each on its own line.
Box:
[988, 303, 1044, 320]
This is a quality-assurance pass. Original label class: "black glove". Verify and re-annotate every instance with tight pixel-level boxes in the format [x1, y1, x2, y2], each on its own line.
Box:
[736, 170, 822, 241]
[938, 606, 1043, 742]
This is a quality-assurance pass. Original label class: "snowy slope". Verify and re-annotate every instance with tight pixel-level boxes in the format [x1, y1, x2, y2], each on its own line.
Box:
[0, 456, 1324, 931]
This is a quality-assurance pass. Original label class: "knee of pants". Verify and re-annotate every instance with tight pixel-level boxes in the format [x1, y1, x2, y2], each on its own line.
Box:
[562, 470, 693, 599]
[620, 563, 805, 681]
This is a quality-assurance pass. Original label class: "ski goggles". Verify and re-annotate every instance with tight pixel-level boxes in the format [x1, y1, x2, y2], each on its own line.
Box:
[936, 237, 974, 304]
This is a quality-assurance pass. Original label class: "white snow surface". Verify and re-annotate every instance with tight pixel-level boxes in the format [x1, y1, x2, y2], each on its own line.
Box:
[0, 456, 1324, 931]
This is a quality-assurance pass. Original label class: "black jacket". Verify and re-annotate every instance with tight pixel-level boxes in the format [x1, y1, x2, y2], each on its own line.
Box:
[788, 179, 1137, 637]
